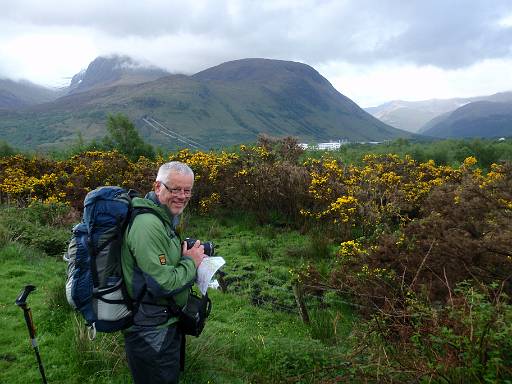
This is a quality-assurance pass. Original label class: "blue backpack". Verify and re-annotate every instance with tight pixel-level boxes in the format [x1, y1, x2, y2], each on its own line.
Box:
[64, 186, 138, 337]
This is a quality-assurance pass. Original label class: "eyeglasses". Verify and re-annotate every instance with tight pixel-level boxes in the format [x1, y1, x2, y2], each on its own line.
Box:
[160, 182, 193, 197]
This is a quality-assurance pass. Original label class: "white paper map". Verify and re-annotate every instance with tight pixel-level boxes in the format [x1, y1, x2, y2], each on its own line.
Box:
[197, 256, 226, 295]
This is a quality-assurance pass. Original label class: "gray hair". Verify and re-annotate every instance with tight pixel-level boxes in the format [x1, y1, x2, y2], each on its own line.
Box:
[156, 161, 194, 183]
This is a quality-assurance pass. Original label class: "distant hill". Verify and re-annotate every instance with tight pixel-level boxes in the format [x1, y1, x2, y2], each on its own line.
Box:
[420, 101, 512, 138]
[365, 99, 469, 133]
[418, 111, 453, 133]
[366, 92, 512, 133]
[0, 79, 63, 109]
[68, 55, 170, 94]
[0, 57, 410, 150]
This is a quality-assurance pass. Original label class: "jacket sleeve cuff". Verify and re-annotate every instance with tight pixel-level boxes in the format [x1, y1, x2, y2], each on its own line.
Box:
[181, 256, 196, 267]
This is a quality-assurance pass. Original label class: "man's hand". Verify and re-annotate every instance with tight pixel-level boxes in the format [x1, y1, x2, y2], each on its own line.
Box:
[182, 239, 206, 268]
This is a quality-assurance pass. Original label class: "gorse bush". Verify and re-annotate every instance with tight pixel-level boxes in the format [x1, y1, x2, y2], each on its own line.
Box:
[301, 153, 462, 239]
[298, 158, 512, 381]
[317, 160, 512, 308]
[7, 140, 506, 234]
[170, 136, 311, 225]
[1, 137, 511, 382]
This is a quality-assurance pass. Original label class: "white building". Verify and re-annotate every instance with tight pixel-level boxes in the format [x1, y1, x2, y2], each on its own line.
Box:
[299, 139, 349, 151]
[317, 140, 343, 150]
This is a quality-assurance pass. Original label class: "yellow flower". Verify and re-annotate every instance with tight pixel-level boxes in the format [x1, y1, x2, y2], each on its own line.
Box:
[463, 156, 478, 167]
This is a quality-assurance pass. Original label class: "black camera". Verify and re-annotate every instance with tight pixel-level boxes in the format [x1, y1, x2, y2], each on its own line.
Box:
[185, 238, 215, 257]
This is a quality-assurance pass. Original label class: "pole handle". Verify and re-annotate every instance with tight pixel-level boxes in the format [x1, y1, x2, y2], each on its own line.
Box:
[15, 285, 36, 306]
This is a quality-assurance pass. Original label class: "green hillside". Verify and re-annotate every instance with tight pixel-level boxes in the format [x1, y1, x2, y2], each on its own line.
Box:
[0, 59, 409, 150]
[422, 101, 512, 138]
[0, 79, 62, 109]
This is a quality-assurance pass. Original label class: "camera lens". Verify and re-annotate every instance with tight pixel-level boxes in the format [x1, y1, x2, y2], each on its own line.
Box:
[203, 241, 215, 257]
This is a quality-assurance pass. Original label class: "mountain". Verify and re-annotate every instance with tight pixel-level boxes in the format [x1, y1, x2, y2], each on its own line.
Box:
[68, 55, 170, 94]
[366, 92, 512, 133]
[420, 101, 512, 138]
[0, 57, 410, 150]
[365, 99, 469, 133]
[0, 79, 63, 109]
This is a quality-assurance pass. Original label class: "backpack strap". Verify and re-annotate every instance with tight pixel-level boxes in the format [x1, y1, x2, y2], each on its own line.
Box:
[127, 207, 176, 239]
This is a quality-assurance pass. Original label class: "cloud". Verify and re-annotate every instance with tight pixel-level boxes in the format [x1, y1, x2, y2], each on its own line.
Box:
[376, 1, 512, 68]
[1, 0, 511, 71]
[323, 58, 512, 107]
[1, 0, 512, 104]
[0, 23, 97, 85]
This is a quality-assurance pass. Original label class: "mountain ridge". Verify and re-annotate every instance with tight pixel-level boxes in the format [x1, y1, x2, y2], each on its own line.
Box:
[366, 92, 512, 134]
[68, 55, 170, 94]
[0, 57, 410, 150]
[420, 100, 512, 138]
[0, 78, 64, 109]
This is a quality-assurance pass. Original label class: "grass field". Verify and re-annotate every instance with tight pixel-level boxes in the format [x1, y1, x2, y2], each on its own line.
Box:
[0, 207, 354, 384]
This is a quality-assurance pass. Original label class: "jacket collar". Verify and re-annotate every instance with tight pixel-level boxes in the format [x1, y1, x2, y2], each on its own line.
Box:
[145, 191, 180, 229]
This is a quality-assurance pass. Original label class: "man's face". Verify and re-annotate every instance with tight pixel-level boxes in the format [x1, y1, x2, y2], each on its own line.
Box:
[155, 171, 194, 215]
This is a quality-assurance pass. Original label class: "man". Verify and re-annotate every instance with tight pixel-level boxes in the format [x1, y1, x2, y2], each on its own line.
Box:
[121, 161, 205, 384]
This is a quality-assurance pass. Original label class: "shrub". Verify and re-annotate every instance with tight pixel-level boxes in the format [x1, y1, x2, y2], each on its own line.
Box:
[346, 282, 512, 383]
[320, 161, 512, 309]
[0, 204, 71, 256]
[297, 160, 512, 382]
[30, 226, 70, 256]
[26, 200, 72, 226]
[244, 337, 333, 382]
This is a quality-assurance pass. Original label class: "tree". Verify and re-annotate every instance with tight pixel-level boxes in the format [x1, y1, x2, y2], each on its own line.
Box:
[0, 140, 16, 157]
[103, 114, 154, 160]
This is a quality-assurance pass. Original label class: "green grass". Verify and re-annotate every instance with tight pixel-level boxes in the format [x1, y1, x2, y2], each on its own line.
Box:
[0, 245, 101, 384]
[0, 207, 355, 383]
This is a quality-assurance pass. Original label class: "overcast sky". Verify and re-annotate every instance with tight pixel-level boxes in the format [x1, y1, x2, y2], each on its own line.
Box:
[1, 0, 511, 107]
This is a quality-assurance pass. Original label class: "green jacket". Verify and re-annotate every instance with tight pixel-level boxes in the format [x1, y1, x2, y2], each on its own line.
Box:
[121, 192, 197, 327]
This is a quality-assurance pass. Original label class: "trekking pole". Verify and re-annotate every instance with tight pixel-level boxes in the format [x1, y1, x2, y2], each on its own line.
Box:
[15, 285, 48, 384]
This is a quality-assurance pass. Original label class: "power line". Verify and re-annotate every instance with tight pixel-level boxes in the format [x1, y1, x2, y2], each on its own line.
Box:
[142, 117, 207, 150]
[148, 117, 206, 150]
[142, 117, 201, 150]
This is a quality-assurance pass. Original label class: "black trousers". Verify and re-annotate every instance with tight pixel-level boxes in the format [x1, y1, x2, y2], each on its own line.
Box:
[124, 324, 182, 384]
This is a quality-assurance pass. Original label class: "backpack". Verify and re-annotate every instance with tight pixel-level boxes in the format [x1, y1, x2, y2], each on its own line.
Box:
[64, 186, 138, 337]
